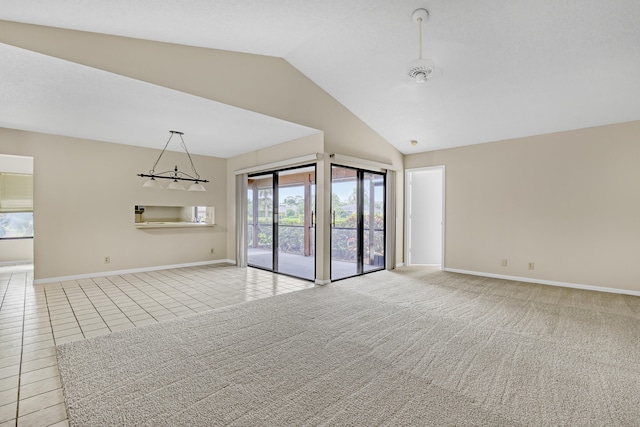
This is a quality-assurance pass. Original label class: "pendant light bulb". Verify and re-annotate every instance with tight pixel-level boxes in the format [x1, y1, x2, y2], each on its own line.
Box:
[188, 182, 206, 192]
[167, 180, 186, 190]
[142, 177, 163, 189]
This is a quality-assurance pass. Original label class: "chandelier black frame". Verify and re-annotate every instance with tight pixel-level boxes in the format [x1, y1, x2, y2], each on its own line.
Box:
[137, 131, 209, 187]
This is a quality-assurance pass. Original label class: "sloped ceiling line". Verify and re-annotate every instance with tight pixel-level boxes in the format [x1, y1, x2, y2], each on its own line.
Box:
[2, 0, 640, 155]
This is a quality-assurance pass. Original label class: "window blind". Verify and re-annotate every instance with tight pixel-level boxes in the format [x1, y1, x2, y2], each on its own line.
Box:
[0, 173, 33, 212]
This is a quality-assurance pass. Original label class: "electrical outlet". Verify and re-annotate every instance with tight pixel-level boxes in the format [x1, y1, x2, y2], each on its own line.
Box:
[501, 259, 508, 267]
[528, 262, 534, 270]
[104, 256, 111, 264]
[210, 248, 215, 254]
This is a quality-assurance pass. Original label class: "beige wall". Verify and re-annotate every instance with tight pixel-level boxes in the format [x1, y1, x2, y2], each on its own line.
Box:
[0, 239, 32, 263]
[4, 21, 634, 291]
[1, 128, 227, 280]
[405, 121, 640, 292]
[0, 20, 406, 282]
[0, 153, 33, 174]
[0, 126, 400, 283]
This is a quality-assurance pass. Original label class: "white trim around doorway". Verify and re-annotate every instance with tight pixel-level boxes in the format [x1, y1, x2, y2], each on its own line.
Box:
[404, 165, 446, 268]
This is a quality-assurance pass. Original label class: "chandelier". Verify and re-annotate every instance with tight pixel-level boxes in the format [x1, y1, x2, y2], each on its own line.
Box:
[137, 131, 208, 191]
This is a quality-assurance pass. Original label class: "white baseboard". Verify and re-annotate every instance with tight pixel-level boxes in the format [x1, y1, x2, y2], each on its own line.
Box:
[0, 259, 33, 266]
[34, 259, 236, 284]
[395, 262, 405, 268]
[444, 268, 640, 297]
[314, 279, 331, 286]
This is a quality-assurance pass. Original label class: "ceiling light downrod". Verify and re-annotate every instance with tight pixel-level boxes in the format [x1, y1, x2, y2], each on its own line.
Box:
[137, 130, 208, 191]
[407, 8, 438, 83]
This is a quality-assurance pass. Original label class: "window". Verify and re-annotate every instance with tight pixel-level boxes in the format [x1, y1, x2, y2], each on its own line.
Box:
[0, 173, 33, 239]
[194, 206, 208, 222]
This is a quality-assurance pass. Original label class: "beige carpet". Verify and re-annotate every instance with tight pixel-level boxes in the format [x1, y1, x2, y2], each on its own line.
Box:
[57, 267, 640, 426]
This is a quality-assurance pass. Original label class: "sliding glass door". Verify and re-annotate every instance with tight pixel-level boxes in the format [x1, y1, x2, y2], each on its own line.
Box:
[247, 173, 274, 270]
[331, 165, 385, 281]
[247, 165, 316, 281]
[363, 171, 386, 272]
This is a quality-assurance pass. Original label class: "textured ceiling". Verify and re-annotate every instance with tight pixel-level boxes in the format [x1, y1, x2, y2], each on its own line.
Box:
[2, 0, 640, 156]
[0, 43, 318, 158]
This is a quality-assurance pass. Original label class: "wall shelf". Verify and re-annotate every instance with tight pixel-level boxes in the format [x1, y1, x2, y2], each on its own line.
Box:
[134, 205, 215, 229]
[135, 222, 215, 229]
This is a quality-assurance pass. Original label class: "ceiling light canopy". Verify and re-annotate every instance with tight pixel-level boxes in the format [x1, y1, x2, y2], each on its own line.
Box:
[407, 8, 440, 83]
[137, 131, 208, 191]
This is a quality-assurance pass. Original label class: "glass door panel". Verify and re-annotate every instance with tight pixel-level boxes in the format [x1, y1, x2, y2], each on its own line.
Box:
[247, 165, 316, 281]
[363, 171, 385, 272]
[331, 165, 385, 281]
[277, 166, 316, 280]
[331, 166, 359, 281]
[247, 174, 273, 270]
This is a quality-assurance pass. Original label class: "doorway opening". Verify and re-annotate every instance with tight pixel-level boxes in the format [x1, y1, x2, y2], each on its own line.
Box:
[0, 154, 34, 266]
[330, 165, 385, 281]
[247, 165, 316, 281]
[405, 166, 445, 267]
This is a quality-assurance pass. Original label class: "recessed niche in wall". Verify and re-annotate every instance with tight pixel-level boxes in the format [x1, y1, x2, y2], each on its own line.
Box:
[134, 205, 215, 228]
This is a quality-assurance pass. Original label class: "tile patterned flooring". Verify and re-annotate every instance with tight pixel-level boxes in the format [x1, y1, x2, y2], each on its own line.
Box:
[0, 263, 314, 427]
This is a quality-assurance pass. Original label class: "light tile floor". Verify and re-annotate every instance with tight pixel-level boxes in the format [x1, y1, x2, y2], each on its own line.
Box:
[0, 263, 314, 427]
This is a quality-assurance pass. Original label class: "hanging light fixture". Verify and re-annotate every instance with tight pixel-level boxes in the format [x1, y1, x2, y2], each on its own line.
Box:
[407, 8, 439, 83]
[137, 131, 208, 191]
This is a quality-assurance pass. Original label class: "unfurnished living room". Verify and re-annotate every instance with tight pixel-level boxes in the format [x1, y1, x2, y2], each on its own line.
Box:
[1, 1, 640, 426]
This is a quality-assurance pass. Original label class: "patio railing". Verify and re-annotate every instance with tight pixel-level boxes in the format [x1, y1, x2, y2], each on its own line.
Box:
[248, 223, 382, 262]
[248, 223, 315, 256]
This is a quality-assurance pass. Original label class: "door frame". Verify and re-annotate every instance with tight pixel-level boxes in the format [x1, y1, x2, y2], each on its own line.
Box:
[330, 164, 386, 281]
[247, 164, 316, 281]
[404, 165, 445, 268]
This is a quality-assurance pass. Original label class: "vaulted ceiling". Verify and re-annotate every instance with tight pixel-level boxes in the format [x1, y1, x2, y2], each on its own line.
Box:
[2, 0, 640, 157]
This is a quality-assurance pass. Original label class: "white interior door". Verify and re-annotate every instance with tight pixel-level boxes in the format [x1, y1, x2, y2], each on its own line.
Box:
[406, 166, 444, 266]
